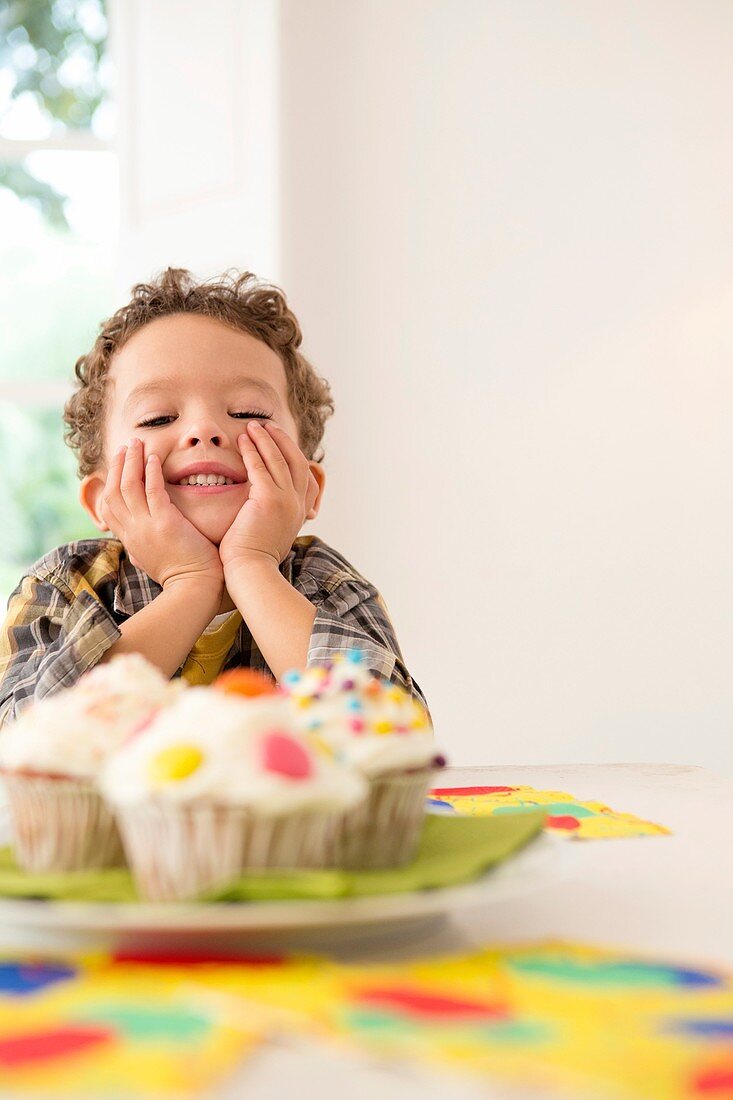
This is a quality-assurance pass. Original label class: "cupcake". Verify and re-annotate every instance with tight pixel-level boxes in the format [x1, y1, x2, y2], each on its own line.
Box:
[0, 654, 181, 872]
[99, 688, 366, 901]
[281, 651, 444, 868]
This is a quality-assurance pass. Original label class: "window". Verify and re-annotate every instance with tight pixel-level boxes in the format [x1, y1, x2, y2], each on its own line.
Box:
[0, 0, 117, 603]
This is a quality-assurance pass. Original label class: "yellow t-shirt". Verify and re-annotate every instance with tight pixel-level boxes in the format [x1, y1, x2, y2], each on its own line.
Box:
[180, 610, 243, 686]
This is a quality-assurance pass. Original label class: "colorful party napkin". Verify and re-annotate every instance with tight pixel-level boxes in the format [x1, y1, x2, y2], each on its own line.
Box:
[312, 939, 733, 1099]
[0, 950, 262, 1097]
[0, 811, 546, 903]
[0, 940, 730, 1099]
[197, 940, 733, 1100]
[429, 784, 670, 839]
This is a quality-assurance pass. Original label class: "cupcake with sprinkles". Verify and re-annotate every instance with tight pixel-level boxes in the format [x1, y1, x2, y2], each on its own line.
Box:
[281, 650, 444, 868]
[0, 654, 181, 872]
[99, 687, 366, 901]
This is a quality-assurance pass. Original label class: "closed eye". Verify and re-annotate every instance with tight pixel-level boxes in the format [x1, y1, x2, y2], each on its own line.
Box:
[137, 411, 272, 428]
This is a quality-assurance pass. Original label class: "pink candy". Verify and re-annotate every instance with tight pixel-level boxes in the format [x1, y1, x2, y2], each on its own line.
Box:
[261, 731, 313, 779]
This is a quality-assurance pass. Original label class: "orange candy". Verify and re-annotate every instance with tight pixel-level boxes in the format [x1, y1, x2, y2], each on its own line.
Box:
[213, 669, 278, 698]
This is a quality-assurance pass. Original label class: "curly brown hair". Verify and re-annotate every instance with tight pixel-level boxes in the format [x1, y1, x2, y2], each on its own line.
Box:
[63, 267, 335, 477]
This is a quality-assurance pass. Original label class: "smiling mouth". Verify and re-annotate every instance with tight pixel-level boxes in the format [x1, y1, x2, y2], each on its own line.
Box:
[168, 482, 247, 495]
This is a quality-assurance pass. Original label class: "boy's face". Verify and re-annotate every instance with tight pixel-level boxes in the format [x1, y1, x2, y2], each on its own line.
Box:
[81, 314, 325, 546]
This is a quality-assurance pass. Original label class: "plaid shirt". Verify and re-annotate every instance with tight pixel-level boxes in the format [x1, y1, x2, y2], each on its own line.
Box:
[0, 535, 428, 728]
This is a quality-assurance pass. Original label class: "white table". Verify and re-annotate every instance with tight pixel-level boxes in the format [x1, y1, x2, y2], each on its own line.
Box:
[222, 763, 733, 1100]
[2, 763, 732, 1100]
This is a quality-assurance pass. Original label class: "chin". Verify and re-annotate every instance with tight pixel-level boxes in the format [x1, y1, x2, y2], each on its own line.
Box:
[184, 512, 238, 546]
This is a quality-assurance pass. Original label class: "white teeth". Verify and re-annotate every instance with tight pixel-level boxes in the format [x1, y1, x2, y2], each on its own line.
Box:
[178, 474, 236, 486]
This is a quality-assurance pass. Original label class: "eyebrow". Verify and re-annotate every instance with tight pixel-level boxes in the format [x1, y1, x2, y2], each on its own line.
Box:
[123, 375, 280, 412]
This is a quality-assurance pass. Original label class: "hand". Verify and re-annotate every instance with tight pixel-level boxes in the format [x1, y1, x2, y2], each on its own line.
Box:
[219, 421, 320, 574]
[99, 438, 224, 591]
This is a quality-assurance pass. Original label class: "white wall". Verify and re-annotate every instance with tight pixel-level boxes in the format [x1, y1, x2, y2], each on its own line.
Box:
[112, 0, 281, 291]
[279, 1, 733, 771]
[115, 1, 733, 773]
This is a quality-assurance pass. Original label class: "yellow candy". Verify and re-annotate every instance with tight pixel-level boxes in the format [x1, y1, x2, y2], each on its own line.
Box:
[387, 686, 405, 703]
[149, 744, 204, 785]
[374, 718, 393, 735]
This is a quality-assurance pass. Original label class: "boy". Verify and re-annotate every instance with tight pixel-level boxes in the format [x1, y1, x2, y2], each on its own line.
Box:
[0, 268, 427, 725]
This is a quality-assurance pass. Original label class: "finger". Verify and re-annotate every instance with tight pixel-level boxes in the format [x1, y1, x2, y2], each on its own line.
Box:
[305, 470, 320, 516]
[101, 445, 130, 525]
[262, 421, 310, 494]
[238, 430, 275, 491]
[246, 420, 293, 491]
[144, 453, 172, 513]
[120, 438, 150, 516]
[99, 498, 121, 536]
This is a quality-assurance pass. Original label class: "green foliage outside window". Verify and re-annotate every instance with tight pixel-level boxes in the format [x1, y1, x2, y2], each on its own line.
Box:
[0, 0, 108, 226]
[0, 0, 113, 605]
[0, 405, 98, 596]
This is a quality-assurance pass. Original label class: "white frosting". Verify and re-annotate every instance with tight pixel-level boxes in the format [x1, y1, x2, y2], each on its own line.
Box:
[282, 654, 438, 778]
[0, 655, 181, 779]
[99, 688, 367, 814]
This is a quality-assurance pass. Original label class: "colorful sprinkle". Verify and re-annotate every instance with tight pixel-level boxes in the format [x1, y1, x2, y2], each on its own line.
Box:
[346, 650, 364, 663]
[374, 719, 393, 735]
[350, 718, 365, 734]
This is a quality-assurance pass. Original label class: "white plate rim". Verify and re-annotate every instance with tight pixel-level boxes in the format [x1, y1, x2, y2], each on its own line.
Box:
[0, 832, 571, 934]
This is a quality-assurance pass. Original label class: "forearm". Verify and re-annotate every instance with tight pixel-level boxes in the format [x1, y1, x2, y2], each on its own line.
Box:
[226, 557, 317, 682]
[99, 577, 223, 679]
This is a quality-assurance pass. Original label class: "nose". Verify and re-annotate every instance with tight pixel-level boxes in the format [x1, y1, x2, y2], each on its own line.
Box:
[179, 412, 225, 448]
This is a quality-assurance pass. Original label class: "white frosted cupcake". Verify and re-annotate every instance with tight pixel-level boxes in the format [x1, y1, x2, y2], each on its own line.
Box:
[281, 651, 444, 868]
[99, 688, 367, 901]
[0, 655, 181, 872]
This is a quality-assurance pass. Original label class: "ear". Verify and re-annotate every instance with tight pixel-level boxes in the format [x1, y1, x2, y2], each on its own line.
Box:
[79, 471, 109, 532]
[305, 461, 326, 521]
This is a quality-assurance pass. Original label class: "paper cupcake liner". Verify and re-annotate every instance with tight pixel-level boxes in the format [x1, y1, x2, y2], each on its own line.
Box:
[337, 766, 435, 869]
[114, 802, 343, 902]
[1, 771, 125, 872]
